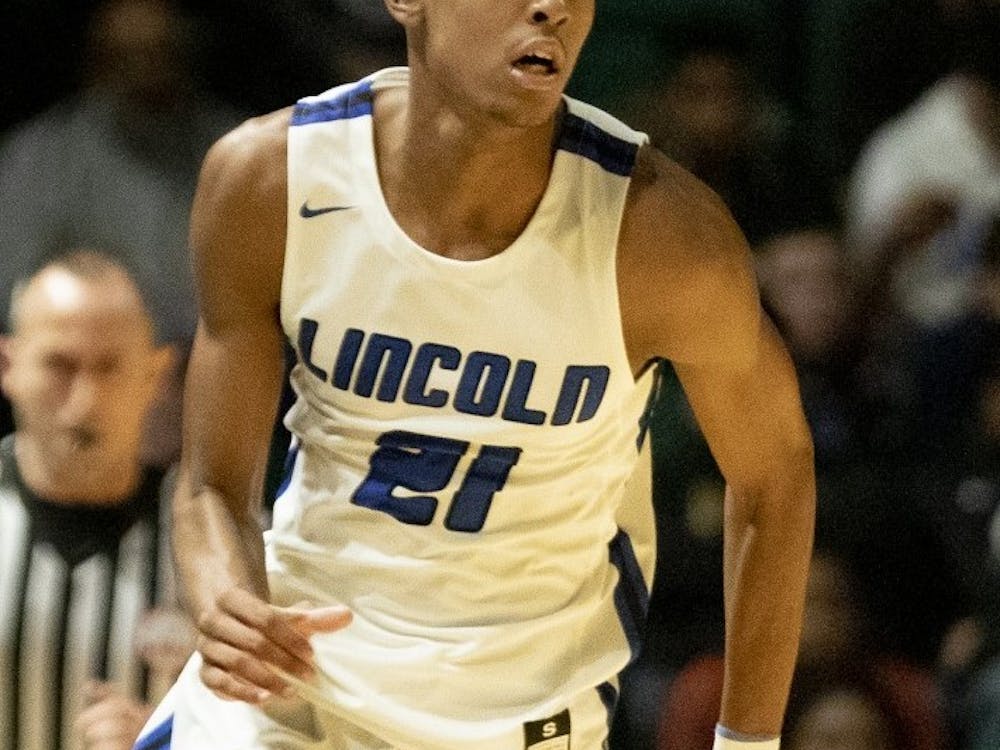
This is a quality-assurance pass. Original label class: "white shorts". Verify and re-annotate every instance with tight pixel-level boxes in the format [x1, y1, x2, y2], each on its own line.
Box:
[133, 654, 613, 750]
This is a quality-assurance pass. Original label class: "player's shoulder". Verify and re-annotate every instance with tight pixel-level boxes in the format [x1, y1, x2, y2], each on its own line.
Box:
[189, 109, 294, 317]
[213, 107, 294, 158]
[623, 144, 749, 273]
[199, 107, 294, 201]
[618, 146, 760, 367]
[191, 107, 293, 245]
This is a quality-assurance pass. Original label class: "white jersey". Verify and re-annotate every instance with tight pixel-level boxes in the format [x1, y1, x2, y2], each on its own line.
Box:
[271, 67, 657, 748]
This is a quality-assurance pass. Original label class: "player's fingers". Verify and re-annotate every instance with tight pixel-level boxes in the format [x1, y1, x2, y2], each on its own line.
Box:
[198, 637, 296, 699]
[197, 605, 314, 679]
[283, 605, 353, 636]
[198, 660, 274, 704]
[216, 589, 315, 663]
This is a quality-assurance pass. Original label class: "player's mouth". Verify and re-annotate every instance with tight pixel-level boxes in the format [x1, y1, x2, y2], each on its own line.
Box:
[510, 40, 565, 89]
[514, 52, 558, 76]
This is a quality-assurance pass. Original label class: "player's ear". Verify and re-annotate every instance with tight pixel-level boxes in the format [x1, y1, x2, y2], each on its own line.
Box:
[384, 0, 424, 27]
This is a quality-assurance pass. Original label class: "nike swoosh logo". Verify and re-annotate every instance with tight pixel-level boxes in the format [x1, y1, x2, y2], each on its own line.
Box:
[299, 202, 357, 218]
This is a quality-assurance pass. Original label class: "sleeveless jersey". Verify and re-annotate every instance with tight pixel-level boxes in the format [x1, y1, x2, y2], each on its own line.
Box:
[271, 67, 657, 748]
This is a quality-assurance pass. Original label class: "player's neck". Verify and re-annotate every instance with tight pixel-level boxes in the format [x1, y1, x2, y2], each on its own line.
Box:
[373, 87, 561, 260]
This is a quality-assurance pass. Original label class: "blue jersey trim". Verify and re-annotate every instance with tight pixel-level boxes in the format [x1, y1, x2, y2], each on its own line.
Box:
[557, 113, 640, 177]
[609, 528, 650, 663]
[274, 443, 299, 500]
[596, 681, 619, 733]
[290, 82, 639, 177]
[133, 715, 173, 750]
[291, 80, 374, 126]
[636, 360, 665, 451]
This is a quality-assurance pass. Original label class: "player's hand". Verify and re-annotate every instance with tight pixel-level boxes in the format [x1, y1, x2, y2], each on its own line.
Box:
[75, 681, 153, 750]
[195, 587, 352, 704]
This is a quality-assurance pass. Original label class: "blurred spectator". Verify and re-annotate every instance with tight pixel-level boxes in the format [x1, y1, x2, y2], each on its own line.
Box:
[756, 227, 868, 467]
[754, 226, 965, 665]
[655, 549, 948, 750]
[0, 0, 240, 462]
[938, 357, 1000, 749]
[903, 212, 1000, 454]
[193, 1, 404, 114]
[782, 684, 904, 750]
[0, 251, 193, 750]
[324, 0, 405, 82]
[757, 209, 994, 466]
[632, 20, 806, 245]
[920, 231, 1000, 745]
[804, 0, 969, 186]
[958, 654, 1000, 750]
[845, 2, 1000, 325]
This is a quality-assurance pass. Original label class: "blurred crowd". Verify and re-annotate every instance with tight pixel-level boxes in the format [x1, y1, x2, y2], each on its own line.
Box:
[0, 0, 998, 749]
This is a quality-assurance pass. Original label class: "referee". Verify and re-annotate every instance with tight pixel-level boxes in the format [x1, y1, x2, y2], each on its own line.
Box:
[0, 251, 192, 750]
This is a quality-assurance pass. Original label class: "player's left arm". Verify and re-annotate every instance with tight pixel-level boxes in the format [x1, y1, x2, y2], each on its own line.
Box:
[619, 147, 815, 742]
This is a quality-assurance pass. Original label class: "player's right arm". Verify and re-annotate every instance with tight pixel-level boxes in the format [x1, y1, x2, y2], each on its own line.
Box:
[174, 111, 349, 705]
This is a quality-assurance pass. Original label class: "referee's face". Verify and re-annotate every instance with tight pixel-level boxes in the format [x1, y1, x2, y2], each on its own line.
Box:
[1, 269, 170, 489]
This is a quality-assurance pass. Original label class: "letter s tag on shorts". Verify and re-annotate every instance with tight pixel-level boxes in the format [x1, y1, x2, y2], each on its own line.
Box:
[523, 709, 571, 750]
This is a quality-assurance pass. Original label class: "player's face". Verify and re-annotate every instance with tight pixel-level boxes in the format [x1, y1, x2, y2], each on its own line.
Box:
[1, 272, 166, 476]
[417, 0, 595, 126]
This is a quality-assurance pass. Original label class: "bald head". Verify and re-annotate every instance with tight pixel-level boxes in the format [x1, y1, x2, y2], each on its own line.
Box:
[9, 252, 155, 343]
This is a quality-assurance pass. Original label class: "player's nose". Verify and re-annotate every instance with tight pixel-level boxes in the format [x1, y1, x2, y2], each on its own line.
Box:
[529, 0, 570, 27]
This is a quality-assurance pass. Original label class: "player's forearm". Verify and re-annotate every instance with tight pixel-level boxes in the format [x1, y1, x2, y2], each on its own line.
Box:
[719, 459, 815, 737]
[172, 467, 269, 618]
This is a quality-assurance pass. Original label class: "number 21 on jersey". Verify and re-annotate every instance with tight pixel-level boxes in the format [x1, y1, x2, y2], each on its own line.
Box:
[352, 430, 521, 532]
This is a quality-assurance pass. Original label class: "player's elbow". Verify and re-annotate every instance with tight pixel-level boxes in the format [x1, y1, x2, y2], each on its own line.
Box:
[730, 420, 815, 530]
[780, 420, 815, 477]
[760, 424, 816, 531]
[771, 417, 815, 500]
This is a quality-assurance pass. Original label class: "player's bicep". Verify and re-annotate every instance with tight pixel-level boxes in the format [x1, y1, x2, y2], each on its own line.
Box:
[620, 147, 761, 371]
[189, 119, 286, 335]
[181, 114, 289, 508]
[673, 317, 813, 499]
[182, 322, 285, 497]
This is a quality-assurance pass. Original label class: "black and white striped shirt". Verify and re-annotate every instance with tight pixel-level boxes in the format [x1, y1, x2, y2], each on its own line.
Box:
[0, 436, 179, 750]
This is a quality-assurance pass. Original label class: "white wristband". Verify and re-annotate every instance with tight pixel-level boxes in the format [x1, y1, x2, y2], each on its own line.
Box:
[712, 725, 781, 750]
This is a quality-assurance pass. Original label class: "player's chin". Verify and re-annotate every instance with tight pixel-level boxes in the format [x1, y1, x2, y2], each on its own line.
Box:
[491, 93, 564, 129]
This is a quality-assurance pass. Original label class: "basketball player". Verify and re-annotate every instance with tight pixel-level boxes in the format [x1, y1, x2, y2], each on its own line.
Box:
[0, 251, 189, 750]
[136, 1, 815, 748]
